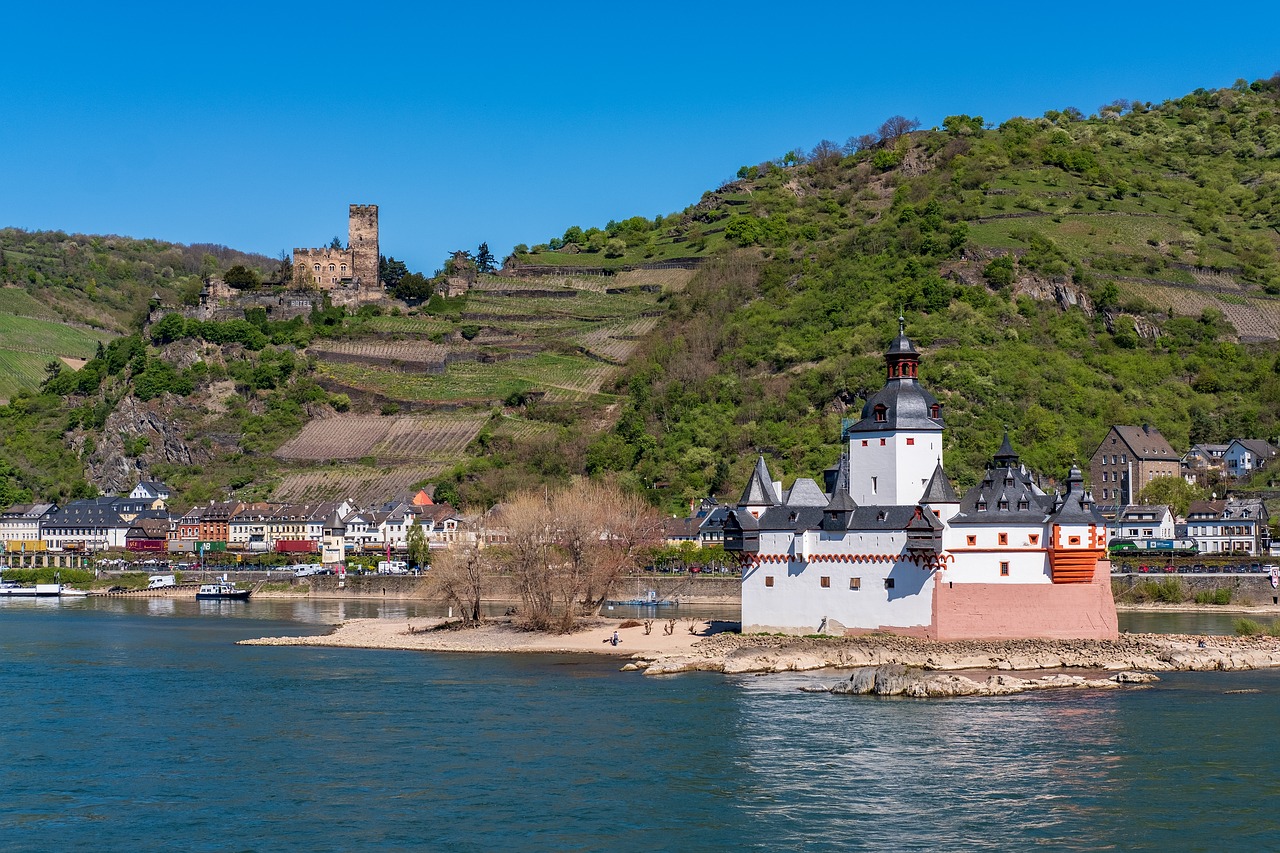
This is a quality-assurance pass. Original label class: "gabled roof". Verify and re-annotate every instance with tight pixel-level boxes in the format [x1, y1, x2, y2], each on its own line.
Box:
[784, 478, 828, 507]
[920, 462, 960, 504]
[738, 456, 780, 507]
[1228, 438, 1278, 459]
[1103, 425, 1177, 461]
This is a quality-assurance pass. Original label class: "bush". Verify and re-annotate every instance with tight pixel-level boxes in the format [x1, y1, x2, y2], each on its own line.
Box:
[1125, 577, 1188, 604]
[1193, 588, 1232, 605]
[1235, 618, 1264, 636]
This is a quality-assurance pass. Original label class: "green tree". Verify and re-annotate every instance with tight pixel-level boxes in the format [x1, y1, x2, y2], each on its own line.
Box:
[983, 254, 1016, 288]
[223, 265, 261, 289]
[406, 523, 430, 571]
[1137, 476, 1205, 518]
[380, 255, 408, 289]
[475, 242, 496, 274]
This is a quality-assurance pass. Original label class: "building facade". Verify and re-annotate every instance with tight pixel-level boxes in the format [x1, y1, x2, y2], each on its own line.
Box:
[1090, 424, 1180, 505]
[725, 321, 1117, 640]
[293, 204, 380, 292]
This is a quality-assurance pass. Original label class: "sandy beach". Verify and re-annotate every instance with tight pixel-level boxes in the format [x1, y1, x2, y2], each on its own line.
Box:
[240, 615, 1280, 681]
[240, 616, 727, 658]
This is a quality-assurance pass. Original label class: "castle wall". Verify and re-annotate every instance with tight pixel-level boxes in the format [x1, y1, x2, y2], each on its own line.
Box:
[931, 561, 1118, 640]
[293, 247, 355, 289]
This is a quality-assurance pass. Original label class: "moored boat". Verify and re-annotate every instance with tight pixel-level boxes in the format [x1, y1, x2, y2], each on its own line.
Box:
[195, 578, 251, 600]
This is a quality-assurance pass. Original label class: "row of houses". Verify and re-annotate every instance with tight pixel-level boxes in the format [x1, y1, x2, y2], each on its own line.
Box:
[1089, 425, 1278, 505]
[1107, 497, 1272, 555]
[0, 485, 466, 569]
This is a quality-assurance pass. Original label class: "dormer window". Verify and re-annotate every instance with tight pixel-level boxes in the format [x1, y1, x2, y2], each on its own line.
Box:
[1018, 500, 1029, 511]
[977, 500, 987, 512]
[998, 500, 1008, 511]
[874, 405, 887, 423]
[930, 404, 940, 418]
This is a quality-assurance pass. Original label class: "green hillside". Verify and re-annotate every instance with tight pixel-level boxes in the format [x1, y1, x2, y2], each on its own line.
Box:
[3, 76, 1280, 512]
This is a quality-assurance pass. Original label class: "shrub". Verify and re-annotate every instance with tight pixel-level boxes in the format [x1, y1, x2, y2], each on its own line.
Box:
[1194, 588, 1232, 605]
[1235, 618, 1264, 636]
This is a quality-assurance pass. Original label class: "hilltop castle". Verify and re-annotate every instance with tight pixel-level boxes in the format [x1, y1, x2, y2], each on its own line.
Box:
[293, 204, 380, 293]
[724, 319, 1118, 640]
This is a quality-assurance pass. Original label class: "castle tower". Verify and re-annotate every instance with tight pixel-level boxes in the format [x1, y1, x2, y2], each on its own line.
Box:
[348, 204, 380, 288]
[844, 317, 944, 506]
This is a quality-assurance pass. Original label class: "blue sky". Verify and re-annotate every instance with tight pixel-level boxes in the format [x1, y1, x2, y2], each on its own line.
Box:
[3, 2, 1278, 274]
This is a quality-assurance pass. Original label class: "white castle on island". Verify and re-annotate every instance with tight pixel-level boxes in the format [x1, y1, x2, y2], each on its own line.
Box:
[724, 319, 1118, 640]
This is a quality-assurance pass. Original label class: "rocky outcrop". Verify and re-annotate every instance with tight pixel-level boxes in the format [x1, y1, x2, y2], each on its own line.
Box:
[82, 395, 215, 494]
[630, 633, 1280, 681]
[805, 665, 1152, 698]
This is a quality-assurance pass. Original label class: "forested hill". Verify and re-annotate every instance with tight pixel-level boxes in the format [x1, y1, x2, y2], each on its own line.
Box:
[515, 76, 1280, 506]
[3, 77, 1280, 513]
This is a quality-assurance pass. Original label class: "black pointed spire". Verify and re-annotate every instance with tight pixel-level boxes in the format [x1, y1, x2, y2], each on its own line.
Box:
[921, 461, 960, 504]
[738, 456, 780, 507]
[993, 429, 1019, 468]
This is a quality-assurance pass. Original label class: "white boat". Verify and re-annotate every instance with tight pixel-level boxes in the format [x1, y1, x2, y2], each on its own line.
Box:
[0, 583, 67, 597]
[195, 578, 251, 600]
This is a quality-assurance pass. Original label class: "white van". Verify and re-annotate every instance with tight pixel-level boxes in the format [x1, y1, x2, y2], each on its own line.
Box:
[147, 574, 177, 589]
[377, 560, 409, 575]
[293, 564, 325, 577]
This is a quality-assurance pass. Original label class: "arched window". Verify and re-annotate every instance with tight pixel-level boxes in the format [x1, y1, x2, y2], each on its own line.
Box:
[340, 264, 347, 273]
[329, 264, 336, 272]
[313, 263, 321, 271]
[930, 404, 940, 418]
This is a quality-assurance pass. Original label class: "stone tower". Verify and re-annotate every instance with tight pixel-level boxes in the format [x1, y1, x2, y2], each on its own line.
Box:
[348, 204, 379, 288]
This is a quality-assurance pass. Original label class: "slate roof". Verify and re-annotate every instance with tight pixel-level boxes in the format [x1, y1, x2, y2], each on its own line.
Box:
[846, 325, 943, 434]
[784, 478, 828, 507]
[952, 439, 1056, 523]
[739, 456, 781, 507]
[1230, 439, 1278, 459]
[1107, 425, 1177, 460]
[1050, 464, 1103, 524]
[920, 462, 960, 504]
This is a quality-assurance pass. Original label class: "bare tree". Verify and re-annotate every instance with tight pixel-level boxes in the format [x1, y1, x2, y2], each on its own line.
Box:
[877, 115, 921, 143]
[433, 539, 488, 623]
[492, 480, 663, 632]
[809, 139, 843, 168]
[845, 133, 880, 154]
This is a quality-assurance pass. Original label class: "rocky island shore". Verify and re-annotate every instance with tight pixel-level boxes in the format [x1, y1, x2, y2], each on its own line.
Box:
[239, 617, 1280, 696]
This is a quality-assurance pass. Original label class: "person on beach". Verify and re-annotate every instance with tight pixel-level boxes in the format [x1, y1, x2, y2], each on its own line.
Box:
[611, 631, 620, 646]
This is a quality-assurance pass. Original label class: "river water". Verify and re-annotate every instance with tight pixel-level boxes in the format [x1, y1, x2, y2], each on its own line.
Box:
[2, 598, 1278, 851]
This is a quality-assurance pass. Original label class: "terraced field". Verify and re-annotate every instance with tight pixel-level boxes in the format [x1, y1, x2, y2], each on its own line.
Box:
[272, 464, 445, 505]
[308, 340, 451, 368]
[574, 317, 660, 363]
[273, 413, 488, 462]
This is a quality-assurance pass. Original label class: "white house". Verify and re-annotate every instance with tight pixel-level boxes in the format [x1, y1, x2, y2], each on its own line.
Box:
[1223, 439, 1278, 480]
[1109, 505, 1176, 541]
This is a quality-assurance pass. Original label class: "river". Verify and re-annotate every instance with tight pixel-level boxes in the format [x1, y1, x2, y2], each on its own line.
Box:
[1, 598, 1277, 851]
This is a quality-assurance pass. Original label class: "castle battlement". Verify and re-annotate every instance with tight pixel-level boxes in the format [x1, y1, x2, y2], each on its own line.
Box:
[294, 204, 380, 292]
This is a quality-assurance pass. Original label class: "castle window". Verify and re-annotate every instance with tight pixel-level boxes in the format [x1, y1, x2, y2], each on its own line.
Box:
[341, 264, 347, 273]
[871, 477, 877, 495]
[977, 501, 987, 512]
[998, 532, 1008, 545]
[966, 535, 976, 546]
[1000, 561, 1010, 576]
[998, 500, 1008, 511]
[849, 577, 861, 590]
[1029, 534, 1039, 545]
[313, 263, 321, 271]
[820, 576, 830, 588]
[1018, 500, 1028, 511]
[874, 405, 887, 423]
[764, 576, 774, 588]
[884, 578, 895, 590]
[1069, 536, 1081, 545]
[906, 438, 915, 446]
[329, 264, 335, 272]
[931, 404, 940, 418]
[880, 439, 886, 446]
[861, 440, 868, 447]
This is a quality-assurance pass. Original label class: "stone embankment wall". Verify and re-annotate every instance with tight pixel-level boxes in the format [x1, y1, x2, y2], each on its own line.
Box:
[1112, 573, 1280, 606]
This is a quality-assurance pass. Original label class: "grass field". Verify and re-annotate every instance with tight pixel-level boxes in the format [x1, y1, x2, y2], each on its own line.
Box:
[0, 310, 117, 400]
[272, 464, 446, 505]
